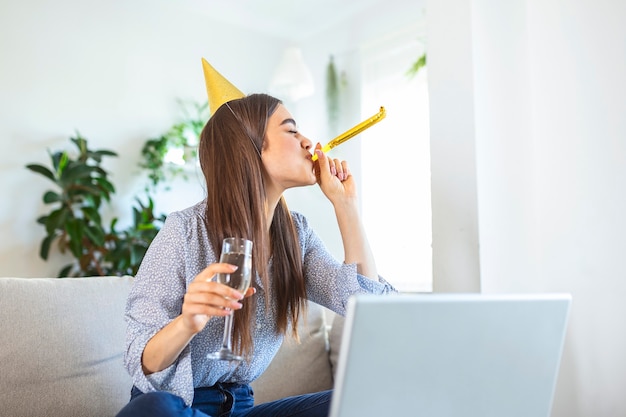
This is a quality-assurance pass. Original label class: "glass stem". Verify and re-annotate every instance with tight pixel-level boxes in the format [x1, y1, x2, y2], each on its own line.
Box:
[222, 312, 234, 351]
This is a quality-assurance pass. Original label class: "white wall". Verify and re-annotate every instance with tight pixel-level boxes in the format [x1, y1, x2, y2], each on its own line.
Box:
[426, 0, 482, 292]
[0, 0, 284, 276]
[0, 0, 426, 276]
[428, 0, 626, 415]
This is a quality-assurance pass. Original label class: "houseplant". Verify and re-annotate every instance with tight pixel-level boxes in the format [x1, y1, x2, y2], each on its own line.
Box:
[27, 100, 208, 277]
[140, 100, 209, 188]
[26, 133, 165, 277]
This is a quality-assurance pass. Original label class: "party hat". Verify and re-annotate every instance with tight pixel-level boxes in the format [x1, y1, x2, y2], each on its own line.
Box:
[202, 58, 245, 114]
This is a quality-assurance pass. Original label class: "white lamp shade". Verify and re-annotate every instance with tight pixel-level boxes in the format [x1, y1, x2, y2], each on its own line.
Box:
[269, 46, 315, 102]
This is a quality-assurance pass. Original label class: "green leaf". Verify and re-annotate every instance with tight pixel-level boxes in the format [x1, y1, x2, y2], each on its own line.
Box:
[58, 264, 73, 278]
[44, 208, 68, 235]
[132, 206, 142, 226]
[91, 166, 108, 177]
[26, 164, 57, 183]
[81, 193, 97, 208]
[100, 189, 112, 203]
[81, 206, 102, 225]
[83, 225, 105, 247]
[57, 152, 69, 176]
[71, 135, 87, 154]
[94, 176, 115, 194]
[67, 183, 105, 200]
[43, 191, 61, 204]
[50, 151, 63, 171]
[40, 234, 56, 260]
[65, 218, 84, 258]
[61, 164, 98, 183]
[86, 149, 117, 164]
[110, 217, 119, 233]
[137, 223, 157, 231]
[406, 53, 427, 79]
[130, 245, 144, 267]
[94, 149, 118, 157]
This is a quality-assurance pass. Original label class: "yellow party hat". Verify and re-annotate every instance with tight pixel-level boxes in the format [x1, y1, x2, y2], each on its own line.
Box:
[202, 58, 245, 114]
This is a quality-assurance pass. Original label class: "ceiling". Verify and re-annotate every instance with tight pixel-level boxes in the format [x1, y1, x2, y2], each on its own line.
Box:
[185, 0, 389, 41]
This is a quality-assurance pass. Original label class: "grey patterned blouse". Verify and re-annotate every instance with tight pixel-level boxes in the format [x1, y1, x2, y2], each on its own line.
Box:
[123, 200, 395, 405]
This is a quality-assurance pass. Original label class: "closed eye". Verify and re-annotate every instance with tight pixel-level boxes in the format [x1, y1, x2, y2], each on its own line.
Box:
[281, 118, 298, 134]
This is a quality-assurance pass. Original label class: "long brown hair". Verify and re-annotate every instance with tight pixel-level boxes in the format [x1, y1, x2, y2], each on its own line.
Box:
[198, 93, 307, 358]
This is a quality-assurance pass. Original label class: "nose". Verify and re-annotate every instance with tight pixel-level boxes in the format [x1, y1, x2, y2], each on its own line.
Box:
[300, 134, 313, 151]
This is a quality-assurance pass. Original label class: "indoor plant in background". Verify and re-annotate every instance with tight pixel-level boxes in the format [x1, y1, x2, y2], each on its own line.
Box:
[139, 100, 209, 189]
[26, 100, 208, 278]
[407, 53, 427, 78]
[326, 55, 340, 134]
[26, 133, 166, 277]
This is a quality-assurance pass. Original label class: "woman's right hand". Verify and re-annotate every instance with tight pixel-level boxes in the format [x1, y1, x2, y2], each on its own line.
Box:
[181, 263, 255, 334]
[142, 263, 256, 375]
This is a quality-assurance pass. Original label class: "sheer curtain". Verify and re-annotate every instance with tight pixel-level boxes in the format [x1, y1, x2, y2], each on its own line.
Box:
[360, 25, 432, 292]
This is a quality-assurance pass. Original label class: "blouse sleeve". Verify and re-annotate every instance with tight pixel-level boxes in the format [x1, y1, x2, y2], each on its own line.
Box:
[293, 212, 397, 316]
[122, 211, 196, 405]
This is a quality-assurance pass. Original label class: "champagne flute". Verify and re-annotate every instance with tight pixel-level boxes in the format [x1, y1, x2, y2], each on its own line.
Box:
[207, 237, 253, 361]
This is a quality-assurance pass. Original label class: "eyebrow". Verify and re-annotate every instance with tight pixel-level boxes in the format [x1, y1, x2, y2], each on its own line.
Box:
[280, 118, 297, 127]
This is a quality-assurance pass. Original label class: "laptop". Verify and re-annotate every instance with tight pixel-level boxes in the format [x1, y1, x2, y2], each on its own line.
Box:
[329, 292, 571, 417]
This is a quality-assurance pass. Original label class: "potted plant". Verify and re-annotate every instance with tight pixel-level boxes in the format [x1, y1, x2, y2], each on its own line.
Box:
[26, 133, 165, 277]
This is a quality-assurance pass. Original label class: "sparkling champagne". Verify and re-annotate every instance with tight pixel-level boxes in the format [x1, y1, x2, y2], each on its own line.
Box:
[217, 252, 252, 292]
[208, 237, 253, 362]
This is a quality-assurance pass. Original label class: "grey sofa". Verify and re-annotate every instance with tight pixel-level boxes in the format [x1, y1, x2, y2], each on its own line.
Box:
[0, 276, 344, 417]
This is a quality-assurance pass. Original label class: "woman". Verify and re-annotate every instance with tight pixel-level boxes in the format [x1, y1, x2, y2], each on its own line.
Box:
[117, 92, 396, 417]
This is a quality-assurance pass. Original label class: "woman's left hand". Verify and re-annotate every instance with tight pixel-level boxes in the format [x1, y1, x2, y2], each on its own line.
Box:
[313, 143, 357, 205]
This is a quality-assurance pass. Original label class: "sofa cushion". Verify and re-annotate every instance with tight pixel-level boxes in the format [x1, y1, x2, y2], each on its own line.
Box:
[0, 276, 134, 417]
[0, 277, 338, 414]
[328, 313, 346, 378]
[251, 301, 334, 404]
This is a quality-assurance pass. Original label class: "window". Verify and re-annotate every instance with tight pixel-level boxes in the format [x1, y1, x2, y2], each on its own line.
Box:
[360, 26, 432, 292]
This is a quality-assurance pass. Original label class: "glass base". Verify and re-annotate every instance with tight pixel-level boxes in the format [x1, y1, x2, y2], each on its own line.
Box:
[207, 348, 243, 362]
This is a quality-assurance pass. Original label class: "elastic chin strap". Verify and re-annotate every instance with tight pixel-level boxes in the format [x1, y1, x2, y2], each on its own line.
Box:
[224, 101, 262, 158]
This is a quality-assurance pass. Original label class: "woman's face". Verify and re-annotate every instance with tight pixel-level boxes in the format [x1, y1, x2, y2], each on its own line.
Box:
[261, 104, 316, 191]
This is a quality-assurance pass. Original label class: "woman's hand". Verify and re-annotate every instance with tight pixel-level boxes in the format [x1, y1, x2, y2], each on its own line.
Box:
[314, 143, 357, 206]
[181, 263, 256, 334]
[142, 263, 256, 375]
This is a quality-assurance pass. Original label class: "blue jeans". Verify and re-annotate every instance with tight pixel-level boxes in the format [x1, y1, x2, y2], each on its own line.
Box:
[116, 384, 332, 417]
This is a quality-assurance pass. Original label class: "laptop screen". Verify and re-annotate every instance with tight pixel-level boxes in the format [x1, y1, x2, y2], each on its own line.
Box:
[329, 292, 571, 417]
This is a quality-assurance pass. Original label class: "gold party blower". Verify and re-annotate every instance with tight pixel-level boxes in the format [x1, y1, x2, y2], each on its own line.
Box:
[311, 106, 386, 161]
